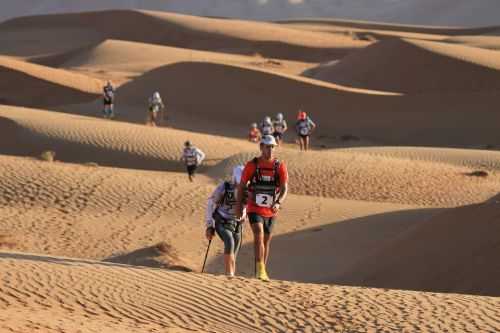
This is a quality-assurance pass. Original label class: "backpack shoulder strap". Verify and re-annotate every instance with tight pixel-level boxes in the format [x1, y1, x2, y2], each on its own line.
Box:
[273, 159, 281, 184]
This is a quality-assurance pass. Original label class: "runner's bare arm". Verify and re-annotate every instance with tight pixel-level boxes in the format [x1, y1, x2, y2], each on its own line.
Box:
[273, 182, 288, 212]
[235, 181, 246, 219]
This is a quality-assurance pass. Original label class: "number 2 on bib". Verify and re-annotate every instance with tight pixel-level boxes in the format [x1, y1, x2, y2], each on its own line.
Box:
[256, 193, 273, 207]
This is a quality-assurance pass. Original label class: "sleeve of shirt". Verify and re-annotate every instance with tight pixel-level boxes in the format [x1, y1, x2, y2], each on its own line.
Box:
[205, 183, 225, 228]
[196, 149, 206, 164]
[308, 118, 316, 128]
[279, 161, 288, 184]
[240, 161, 256, 185]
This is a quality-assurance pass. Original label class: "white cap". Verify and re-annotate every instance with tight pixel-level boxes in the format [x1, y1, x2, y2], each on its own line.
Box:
[260, 135, 277, 146]
[232, 165, 244, 184]
[264, 116, 271, 124]
[153, 91, 160, 99]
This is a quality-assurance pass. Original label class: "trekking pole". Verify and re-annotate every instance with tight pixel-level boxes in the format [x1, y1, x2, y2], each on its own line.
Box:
[201, 239, 212, 273]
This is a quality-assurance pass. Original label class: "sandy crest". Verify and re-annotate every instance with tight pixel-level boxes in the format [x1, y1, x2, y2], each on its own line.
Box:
[0, 105, 257, 170]
[0, 55, 102, 107]
[0, 9, 368, 61]
[37, 39, 315, 78]
[336, 146, 500, 170]
[444, 35, 500, 50]
[212, 148, 500, 207]
[276, 19, 500, 36]
[0, 252, 499, 333]
[309, 38, 500, 93]
[71, 59, 500, 147]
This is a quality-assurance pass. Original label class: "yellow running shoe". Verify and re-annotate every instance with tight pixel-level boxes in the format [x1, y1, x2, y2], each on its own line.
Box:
[256, 262, 270, 281]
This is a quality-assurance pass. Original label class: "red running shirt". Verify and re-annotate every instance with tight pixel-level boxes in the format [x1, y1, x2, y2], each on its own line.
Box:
[241, 158, 288, 217]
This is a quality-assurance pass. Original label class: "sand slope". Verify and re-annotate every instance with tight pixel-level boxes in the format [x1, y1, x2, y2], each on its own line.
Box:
[308, 38, 500, 93]
[0, 105, 257, 170]
[83, 60, 500, 147]
[444, 35, 500, 50]
[212, 149, 500, 207]
[337, 196, 500, 296]
[0, 10, 368, 61]
[34, 39, 315, 79]
[0, 55, 102, 107]
[0, 153, 436, 282]
[1, 252, 499, 333]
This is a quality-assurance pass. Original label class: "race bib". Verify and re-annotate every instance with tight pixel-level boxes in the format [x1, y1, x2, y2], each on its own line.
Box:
[255, 193, 273, 208]
[300, 127, 309, 135]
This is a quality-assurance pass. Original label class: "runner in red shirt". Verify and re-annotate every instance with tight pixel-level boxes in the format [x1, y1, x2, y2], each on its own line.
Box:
[236, 135, 288, 281]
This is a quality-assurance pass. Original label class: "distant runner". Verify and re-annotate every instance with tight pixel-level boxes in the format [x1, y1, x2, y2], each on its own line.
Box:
[147, 91, 165, 126]
[236, 135, 288, 281]
[248, 123, 262, 143]
[181, 141, 206, 182]
[260, 116, 274, 137]
[295, 110, 316, 151]
[205, 165, 246, 277]
[102, 81, 115, 119]
[272, 113, 287, 145]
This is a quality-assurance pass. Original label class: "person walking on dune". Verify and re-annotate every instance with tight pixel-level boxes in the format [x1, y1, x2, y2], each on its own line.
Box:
[236, 135, 288, 281]
[272, 113, 287, 146]
[260, 116, 274, 137]
[205, 165, 246, 277]
[102, 81, 115, 119]
[181, 141, 205, 182]
[248, 123, 261, 143]
[295, 110, 316, 151]
[147, 91, 165, 126]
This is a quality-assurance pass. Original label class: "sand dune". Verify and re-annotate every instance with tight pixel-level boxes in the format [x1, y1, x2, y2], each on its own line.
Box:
[211, 149, 500, 207]
[0, 26, 103, 58]
[337, 146, 500, 170]
[277, 18, 500, 35]
[444, 35, 500, 50]
[0, 105, 257, 170]
[308, 38, 500, 93]
[82, 60, 500, 147]
[1, 252, 499, 333]
[1, 7, 500, 333]
[0, 10, 368, 61]
[0, 55, 102, 107]
[3, 0, 500, 27]
[0, 153, 434, 280]
[336, 196, 500, 296]
[33, 39, 315, 79]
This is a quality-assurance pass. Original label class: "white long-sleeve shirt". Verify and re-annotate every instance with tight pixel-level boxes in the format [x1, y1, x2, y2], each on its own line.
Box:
[181, 147, 205, 166]
[205, 182, 246, 228]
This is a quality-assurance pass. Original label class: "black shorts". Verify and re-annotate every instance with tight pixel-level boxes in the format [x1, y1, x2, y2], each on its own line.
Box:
[273, 132, 283, 141]
[248, 213, 276, 234]
[299, 134, 309, 139]
[186, 165, 197, 175]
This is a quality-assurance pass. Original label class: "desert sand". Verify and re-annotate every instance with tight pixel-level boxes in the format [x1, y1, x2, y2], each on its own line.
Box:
[0, 8, 499, 333]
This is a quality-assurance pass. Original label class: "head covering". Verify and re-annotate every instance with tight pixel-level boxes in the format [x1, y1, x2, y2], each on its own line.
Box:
[276, 113, 284, 121]
[260, 135, 277, 146]
[297, 111, 307, 120]
[231, 165, 244, 184]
